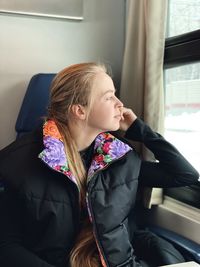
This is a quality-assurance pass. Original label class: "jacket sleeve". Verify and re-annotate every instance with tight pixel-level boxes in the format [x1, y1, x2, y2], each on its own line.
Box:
[124, 118, 200, 188]
[0, 187, 56, 267]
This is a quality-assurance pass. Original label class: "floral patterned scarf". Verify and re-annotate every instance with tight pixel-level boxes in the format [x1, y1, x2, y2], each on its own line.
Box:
[38, 120, 132, 186]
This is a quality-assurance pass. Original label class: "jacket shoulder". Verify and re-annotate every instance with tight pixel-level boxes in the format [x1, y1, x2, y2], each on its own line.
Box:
[1, 130, 41, 159]
[0, 130, 43, 184]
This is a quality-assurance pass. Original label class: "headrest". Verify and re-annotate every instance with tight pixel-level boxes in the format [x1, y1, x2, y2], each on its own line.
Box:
[15, 73, 56, 138]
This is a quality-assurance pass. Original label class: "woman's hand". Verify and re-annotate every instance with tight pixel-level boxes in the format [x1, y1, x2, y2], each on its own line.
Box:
[119, 107, 137, 131]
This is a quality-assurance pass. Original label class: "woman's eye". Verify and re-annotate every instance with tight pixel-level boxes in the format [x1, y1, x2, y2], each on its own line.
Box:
[106, 96, 113, 100]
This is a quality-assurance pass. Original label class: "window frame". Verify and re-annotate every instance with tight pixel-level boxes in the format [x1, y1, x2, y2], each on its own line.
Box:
[163, 29, 200, 209]
[164, 29, 200, 68]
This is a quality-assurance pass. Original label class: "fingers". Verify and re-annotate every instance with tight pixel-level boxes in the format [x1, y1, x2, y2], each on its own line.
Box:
[119, 106, 124, 120]
[121, 107, 132, 116]
[122, 107, 137, 122]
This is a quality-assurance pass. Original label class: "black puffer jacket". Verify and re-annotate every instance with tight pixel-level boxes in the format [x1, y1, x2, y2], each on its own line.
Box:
[0, 119, 199, 267]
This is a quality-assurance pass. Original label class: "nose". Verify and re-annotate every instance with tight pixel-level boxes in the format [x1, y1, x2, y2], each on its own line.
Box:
[115, 96, 123, 108]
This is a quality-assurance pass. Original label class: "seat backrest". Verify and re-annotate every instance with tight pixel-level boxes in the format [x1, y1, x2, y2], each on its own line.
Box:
[15, 73, 56, 138]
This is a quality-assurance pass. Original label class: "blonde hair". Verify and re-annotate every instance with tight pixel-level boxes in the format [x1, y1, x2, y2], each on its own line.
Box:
[48, 63, 108, 267]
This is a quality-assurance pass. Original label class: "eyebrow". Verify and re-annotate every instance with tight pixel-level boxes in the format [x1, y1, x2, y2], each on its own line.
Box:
[101, 89, 116, 96]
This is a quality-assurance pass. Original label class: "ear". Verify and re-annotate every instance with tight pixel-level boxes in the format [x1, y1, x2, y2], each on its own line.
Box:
[70, 104, 87, 120]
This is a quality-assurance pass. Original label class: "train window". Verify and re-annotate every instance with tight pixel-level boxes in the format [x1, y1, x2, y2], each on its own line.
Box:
[167, 0, 200, 37]
[164, 0, 200, 209]
[164, 63, 200, 174]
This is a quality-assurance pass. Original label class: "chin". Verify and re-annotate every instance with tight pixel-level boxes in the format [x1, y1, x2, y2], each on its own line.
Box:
[108, 124, 120, 132]
[98, 122, 120, 133]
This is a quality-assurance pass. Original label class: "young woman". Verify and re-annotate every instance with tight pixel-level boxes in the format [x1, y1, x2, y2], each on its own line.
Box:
[0, 63, 199, 267]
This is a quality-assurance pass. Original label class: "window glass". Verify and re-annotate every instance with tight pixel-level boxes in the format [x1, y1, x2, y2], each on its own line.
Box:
[167, 0, 200, 37]
[164, 63, 200, 173]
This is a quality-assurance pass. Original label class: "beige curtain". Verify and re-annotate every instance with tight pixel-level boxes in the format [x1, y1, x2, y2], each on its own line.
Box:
[120, 0, 168, 208]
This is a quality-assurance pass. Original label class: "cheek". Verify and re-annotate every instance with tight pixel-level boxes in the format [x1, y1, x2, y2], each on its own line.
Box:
[91, 101, 105, 113]
[89, 100, 114, 121]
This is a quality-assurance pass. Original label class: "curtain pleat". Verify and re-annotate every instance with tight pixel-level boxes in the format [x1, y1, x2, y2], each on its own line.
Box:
[120, 0, 168, 207]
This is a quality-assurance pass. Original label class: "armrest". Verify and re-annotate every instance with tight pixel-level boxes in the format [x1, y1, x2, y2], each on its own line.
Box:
[147, 225, 200, 263]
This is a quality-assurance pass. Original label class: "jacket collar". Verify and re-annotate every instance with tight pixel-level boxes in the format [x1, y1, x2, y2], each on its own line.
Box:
[38, 120, 132, 187]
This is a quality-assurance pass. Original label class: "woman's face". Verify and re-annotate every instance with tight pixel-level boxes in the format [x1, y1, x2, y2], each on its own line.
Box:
[87, 72, 123, 133]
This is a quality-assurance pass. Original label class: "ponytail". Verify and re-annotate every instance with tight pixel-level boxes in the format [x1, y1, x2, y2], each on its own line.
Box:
[48, 63, 107, 267]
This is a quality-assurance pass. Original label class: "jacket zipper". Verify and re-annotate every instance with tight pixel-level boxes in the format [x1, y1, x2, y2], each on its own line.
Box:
[86, 153, 131, 267]
[86, 189, 109, 267]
